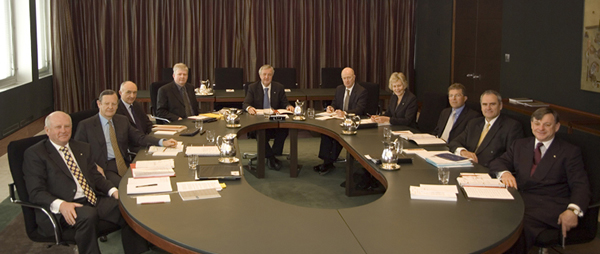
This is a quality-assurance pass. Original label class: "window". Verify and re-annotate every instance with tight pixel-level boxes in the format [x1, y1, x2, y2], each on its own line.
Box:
[36, 0, 50, 74]
[0, 0, 14, 81]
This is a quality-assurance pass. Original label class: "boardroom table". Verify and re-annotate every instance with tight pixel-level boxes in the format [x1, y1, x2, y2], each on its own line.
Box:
[119, 114, 524, 254]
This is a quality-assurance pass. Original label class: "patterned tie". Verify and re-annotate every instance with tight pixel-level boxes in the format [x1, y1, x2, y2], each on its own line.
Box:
[530, 142, 543, 176]
[181, 86, 193, 116]
[263, 88, 270, 109]
[343, 89, 350, 111]
[108, 120, 128, 176]
[59, 147, 97, 206]
[476, 122, 490, 149]
[440, 111, 456, 142]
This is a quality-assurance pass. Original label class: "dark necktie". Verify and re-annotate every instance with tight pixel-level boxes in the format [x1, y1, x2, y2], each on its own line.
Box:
[59, 147, 97, 206]
[130, 105, 145, 133]
[181, 86, 193, 116]
[263, 88, 270, 109]
[530, 142, 543, 176]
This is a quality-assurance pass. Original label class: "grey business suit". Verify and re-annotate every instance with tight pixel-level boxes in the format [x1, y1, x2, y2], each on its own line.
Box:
[156, 81, 199, 122]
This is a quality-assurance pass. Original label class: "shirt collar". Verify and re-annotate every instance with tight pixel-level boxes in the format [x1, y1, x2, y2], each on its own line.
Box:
[98, 114, 111, 126]
[346, 84, 355, 93]
[49, 139, 70, 152]
[452, 105, 465, 115]
[121, 99, 132, 108]
[535, 137, 554, 149]
[261, 82, 271, 90]
[485, 114, 500, 127]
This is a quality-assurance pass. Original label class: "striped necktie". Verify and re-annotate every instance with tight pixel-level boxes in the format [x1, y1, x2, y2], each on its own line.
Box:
[59, 146, 97, 206]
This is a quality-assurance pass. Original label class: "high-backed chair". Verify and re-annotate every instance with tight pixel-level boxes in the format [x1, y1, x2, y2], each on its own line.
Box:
[70, 108, 99, 136]
[320, 67, 344, 88]
[360, 82, 380, 116]
[417, 92, 448, 133]
[7, 135, 120, 247]
[273, 68, 297, 89]
[149, 81, 171, 123]
[214, 68, 244, 90]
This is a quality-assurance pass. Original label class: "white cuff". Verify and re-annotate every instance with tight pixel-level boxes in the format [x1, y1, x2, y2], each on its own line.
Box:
[108, 187, 118, 198]
[50, 199, 64, 214]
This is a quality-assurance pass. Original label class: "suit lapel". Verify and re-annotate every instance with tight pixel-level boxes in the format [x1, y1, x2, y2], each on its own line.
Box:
[453, 108, 468, 128]
[469, 119, 485, 151]
[91, 115, 108, 159]
[517, 138, 536, 180]
[44, 140, 75, 178]
[119, 100, 135, 125]
[531, 139, 560, 179]
[170, 83, 185, 106]
[476, 116, 502, 153]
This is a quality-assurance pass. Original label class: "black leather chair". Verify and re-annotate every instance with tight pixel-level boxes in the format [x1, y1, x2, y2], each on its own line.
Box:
[417, 92, 448, 134]
[214, 68, 244, 90]
[69, 108, 99, 136]
[273, 68, 297, 89]
[320, 67, 344, 88]
[149, 81, 171, 124]
[360, 82, 380, 116]
[7, 135, 120, 247]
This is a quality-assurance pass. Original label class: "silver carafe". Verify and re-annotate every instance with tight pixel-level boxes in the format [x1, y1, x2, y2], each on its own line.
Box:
[292, 100, 305, 121]
[216, 133, 239, 163]
[341, 113, 361, 135]
[381, 139, 402, 170]
[225, 108, 242, 128]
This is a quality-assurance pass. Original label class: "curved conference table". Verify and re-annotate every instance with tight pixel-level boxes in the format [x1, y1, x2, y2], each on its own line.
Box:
[119, 114, 523, 254]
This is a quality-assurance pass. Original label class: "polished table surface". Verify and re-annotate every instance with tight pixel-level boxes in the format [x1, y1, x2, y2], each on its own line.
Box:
[119, 114, 523, 254]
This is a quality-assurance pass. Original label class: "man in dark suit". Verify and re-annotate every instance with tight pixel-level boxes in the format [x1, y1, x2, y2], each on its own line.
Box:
[448, 90, 523, 167]
[116, 81, 153, 134]
[431, 83, 481, 143]
[75, 90, 177, 187]
[156, 63, 199, 122]
[24, 111, 149, 254]
[243, 64, 294, 170]
[314, 67, 368, 175]
[489, 108, 590, 254]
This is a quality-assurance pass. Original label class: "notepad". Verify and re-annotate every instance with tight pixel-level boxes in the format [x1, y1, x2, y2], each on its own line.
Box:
[462, 187, 513, 200]
[137, 195, 171, 204]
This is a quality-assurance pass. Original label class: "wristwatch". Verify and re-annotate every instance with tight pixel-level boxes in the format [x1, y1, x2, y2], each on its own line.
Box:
[567, 207, 583, 217]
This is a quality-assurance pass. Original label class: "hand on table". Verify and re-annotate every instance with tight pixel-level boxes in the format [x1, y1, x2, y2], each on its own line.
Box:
[460, 150, 479, 163]
[163, 139, 178, 147]
[500, 173, 518, 189]
[247, 107, 257, 115]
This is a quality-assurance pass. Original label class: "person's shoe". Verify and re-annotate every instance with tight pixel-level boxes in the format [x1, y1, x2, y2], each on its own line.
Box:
[313, 163, 334, 175]
[267, 156, 282, 171]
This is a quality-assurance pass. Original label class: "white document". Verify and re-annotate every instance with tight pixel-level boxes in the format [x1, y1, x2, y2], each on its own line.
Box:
[136, 194, 171, 204]
[462, 187, 514, 200]
[392, 130, 413, 136]
[419, 184, 459, 194]
[152, 151, 179, 157]
[147, 142, 184, 154]
[131, 168, 175, 178]
[409, 186, 457, 201]
[255, 109, 293, 115]
[179, 188, 221, 201]
[135, 159, 175, 169]
[359, 119, 391, 126]
[127, 177, 172, 195]
[185, 146, 220, 156]
[154, 130, 177, 135]
[177, 180, 223, 192]
[188, 115, 213, 121]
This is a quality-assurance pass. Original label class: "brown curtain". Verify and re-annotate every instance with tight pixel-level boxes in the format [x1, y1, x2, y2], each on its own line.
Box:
[52, 0, 415, 113]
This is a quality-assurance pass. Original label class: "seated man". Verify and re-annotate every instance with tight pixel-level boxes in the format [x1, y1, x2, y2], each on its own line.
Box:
[313, 67, 368, 175]
[448, 90, 523, 167]
[243, 64, 294, 170]
[117, 81, 153, 134]
[431, 83, 481, 143]
[75, 90, 177, 187]
[156, 63, 199, 121]
[489, 108, 590, 253]
[24, 111, 149, 254]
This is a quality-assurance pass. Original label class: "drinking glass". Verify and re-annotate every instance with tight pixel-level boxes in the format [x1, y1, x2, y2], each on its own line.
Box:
[195, 120, 203, 131]
[307, 108, 315, 119]
[438, 167, 450, 184]
[383, 126, 392, 141]
[187, 155, 199, 170]
[206, 130, 216, 144]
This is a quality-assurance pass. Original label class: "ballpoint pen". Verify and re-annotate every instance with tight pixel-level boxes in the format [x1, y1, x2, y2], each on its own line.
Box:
[136, 183, 158, 188]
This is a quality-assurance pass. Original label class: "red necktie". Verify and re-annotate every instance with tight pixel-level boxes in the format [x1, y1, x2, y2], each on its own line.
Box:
[530, 142, 543, 176]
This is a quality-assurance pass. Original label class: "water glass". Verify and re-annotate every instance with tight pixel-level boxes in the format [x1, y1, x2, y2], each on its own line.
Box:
[438, 167, 450, 184]
[206, 130, 216, 144]
[307, 108, 315, 119]
[383, 126, 392, 141]
[187, 155, 199, 170]
[195, 120, 203, 131]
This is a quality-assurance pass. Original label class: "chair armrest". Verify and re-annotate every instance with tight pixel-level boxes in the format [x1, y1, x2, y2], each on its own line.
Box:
[589, 201, 600, 208]
[8, 183, 64, 245]
[153, 116, 171, 124]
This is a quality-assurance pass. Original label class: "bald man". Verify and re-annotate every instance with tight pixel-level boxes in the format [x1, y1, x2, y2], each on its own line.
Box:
[116, 81, 153, 134]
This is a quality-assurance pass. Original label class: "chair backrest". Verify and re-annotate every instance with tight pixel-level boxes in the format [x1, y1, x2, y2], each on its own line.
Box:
[161, 67, 193, 82]
[69, 108, 99, 136]
[149, 81, 171, 116]
[214, 68, 244, 90]
[7, 135, 51, 240]
[320, 67, 344, 88]
[360, 82, 380, 115]
[273, 68, 297, 89]
[417, 92, 449, 133]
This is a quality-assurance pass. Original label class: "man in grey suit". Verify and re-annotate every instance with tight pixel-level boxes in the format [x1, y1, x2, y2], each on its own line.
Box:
[314, 67, 368, 175]
[243, 64, 294, 170]
[24, 111, 149, 254]
[448, 90, 523, 167]
[156, 63, 199, 122]
[116, 81, 153, 134]
[75, 90, 177, 187]
[431, 83, 481, 143]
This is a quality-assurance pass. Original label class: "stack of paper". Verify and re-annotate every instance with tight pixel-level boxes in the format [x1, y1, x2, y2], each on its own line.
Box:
[359, 119, 391, 126]
[152, 124, 187, 133]
[456, 173, 505, 188]
[255, 109, 293, 115]
[176, 180, 223, 201]
[399, 133, 446, 145]
[147, 142, 184, 156]
[188, 114, 216, 121]
[131, 159, 175, 178]
[185, 146, 221, 156]
[127, 176, 172, 195]
[315, 112, 344, 120]
[410, 184, 458, 201]
[420, 152, 473, 168]
[462, 187, 514, 200]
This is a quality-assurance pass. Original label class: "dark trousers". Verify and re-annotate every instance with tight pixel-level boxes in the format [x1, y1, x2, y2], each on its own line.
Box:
[318, 135, 343, 165]
[265, 128, 288, 157]
[60, 197, 148, 254]
[105, 159, 123, 188]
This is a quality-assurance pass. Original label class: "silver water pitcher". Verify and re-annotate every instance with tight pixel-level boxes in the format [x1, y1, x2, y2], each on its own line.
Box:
[292, 100, 306, 121]
[224, 108, 242, 128]
[216, 133, 239, 163]
[381, 140, 402, 170]
[341, 113, 361, 135]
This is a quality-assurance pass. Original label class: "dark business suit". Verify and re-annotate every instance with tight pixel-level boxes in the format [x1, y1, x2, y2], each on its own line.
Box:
[117, 100, 153, 134]
[431, 106, 481, 143]
[23, 139, 148, 254]
[156, 81, 199, 122]
[319, 84, 368, 164]
[448, 114, 523, 167]
[243, 81, 291, 157]
[384, 91, 418, 128]
[74, 114, 161, 187]
[489, 137, 590, 252]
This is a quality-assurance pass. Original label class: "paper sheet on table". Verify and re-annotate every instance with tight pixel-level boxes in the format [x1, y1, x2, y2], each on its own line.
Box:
[409, 186, 457, 201]
[185, 146, 220, 156]
[135, 159, 175, 169]
[179, 189, 221, 201]
[154, 130, 177, 135]
[462, 187, 514, 200]
[148, 142, 184, 154]
[255, 109, 292, 115]
[177, 180, 223, 191]
[360, 119, 391, 126]
[127, 177, 172, 195]
[136, 194, 171, 204]
[419, 184, 459, 194]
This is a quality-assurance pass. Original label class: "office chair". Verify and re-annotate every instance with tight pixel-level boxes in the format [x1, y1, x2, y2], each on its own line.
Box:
[7, 135, 120, 248]
[273, 68, 298, 89]
[416, 91, 448, 133]
[214, 68, 244, 110]
[149, 81, 172, 124]
[360, 82, 381, 116]
[320, 67, 344, 88]
[69, 108, 99, 136]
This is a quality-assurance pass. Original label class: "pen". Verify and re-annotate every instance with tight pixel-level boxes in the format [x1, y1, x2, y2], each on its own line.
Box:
[136, 184, 158, 188]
